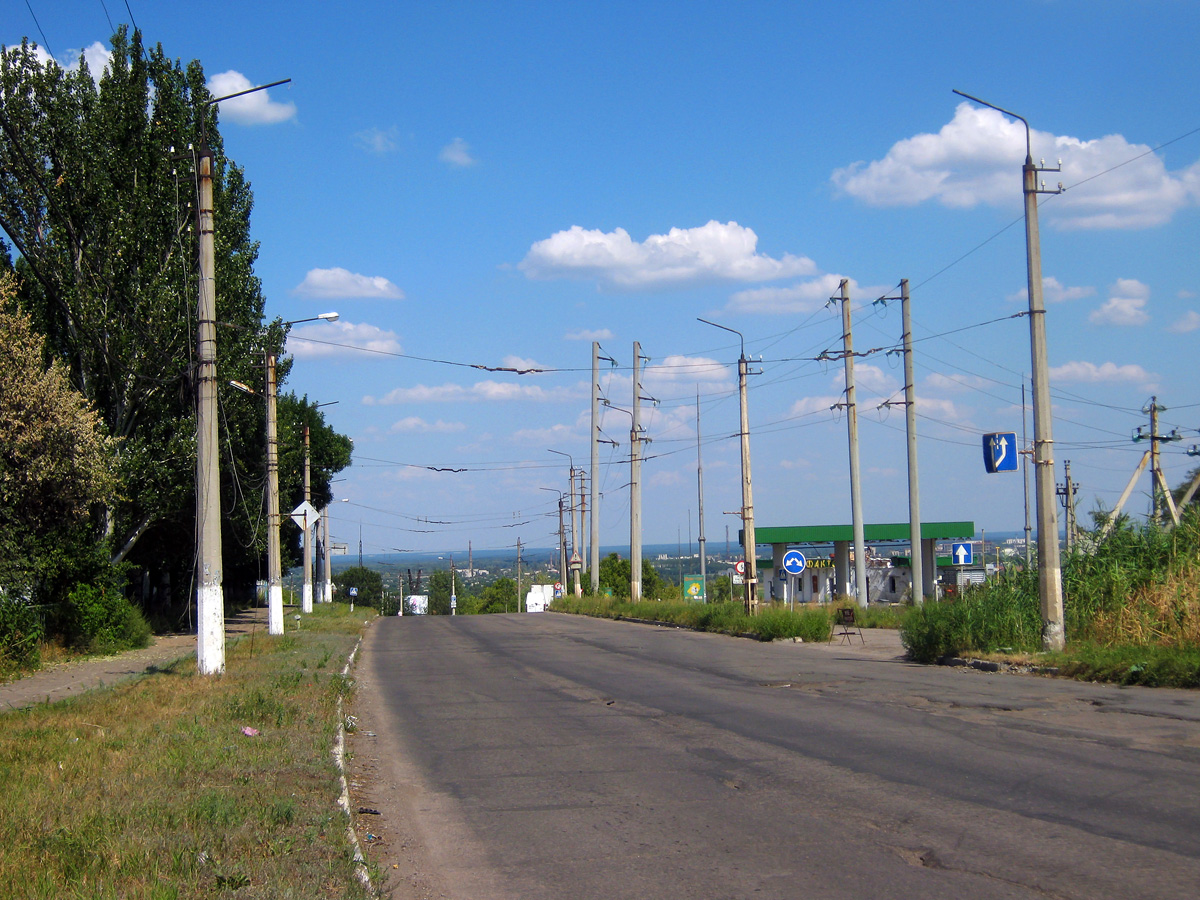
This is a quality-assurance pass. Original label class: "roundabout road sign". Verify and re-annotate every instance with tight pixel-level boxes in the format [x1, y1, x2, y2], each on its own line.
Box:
[781, 550, 807, 575]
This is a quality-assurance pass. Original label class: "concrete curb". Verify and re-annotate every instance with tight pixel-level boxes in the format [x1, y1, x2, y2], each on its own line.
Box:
[937, 655, 1060, 676]
[334, 634, 376, 895]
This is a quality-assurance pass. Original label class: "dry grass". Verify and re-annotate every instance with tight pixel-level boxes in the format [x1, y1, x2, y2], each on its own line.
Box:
[0, 605, 376, 899]
[1087, 569, 1200, 647]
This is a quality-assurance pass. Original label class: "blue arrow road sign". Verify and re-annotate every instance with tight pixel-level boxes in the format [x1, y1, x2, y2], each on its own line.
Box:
[781, 550, 807, 575]
[952, 542, 973, 566]
[983, 432, 1019, 473]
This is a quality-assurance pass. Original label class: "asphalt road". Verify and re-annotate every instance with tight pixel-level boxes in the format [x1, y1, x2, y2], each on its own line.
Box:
[348, 613, 1200, 899]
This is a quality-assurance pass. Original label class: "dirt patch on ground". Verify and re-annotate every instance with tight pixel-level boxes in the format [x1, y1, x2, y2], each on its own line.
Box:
[0, 606, 270, 712]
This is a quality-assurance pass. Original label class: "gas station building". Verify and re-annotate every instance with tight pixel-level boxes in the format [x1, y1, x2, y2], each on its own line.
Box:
[748, 521, 976, 604]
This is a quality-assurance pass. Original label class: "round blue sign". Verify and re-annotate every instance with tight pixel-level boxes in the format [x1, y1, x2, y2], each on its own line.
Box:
[782, 550, 807, 575]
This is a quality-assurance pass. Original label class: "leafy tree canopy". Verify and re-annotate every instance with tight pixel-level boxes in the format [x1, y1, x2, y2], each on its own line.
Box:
[332, 566, 382, 608]
[0, 30, 352, 616]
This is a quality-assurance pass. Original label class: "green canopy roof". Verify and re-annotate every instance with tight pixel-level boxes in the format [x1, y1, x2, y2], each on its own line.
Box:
[747, 521, 974, 545]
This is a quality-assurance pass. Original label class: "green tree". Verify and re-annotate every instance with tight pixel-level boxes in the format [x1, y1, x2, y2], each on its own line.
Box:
[709, 574, 732, 605]
[332, 566, 382, 608]
[0, 31, 351, 618]
[596, 552, 661, 599]
[475, 576, 517, 614]
[0, 273, 119, 606]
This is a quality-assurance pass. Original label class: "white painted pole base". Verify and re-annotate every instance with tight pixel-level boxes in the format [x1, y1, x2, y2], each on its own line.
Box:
[302, 583, 313, 614]
[268, 583, 284, 635]
[197, 583, 225, 675]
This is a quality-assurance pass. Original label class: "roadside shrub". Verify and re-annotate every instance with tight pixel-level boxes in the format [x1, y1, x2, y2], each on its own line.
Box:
[0, 592, 44, 671]
[900, 572, 1042, 663]
[61, 584, 152, 653]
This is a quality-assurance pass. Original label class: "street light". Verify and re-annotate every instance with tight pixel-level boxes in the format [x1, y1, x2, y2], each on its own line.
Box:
[232, 312, 338, 633]
[697, 318, 757, 615]
[952, 89, 1065, 651]
[548, 449, 583, 597]
[540, 487, 568, 586]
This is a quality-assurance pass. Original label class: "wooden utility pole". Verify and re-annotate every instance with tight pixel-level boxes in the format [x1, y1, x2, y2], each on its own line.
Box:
[195, 145, 224, 674]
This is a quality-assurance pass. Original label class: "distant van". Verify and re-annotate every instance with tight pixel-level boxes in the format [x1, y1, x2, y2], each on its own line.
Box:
[402, 595, 429, 615]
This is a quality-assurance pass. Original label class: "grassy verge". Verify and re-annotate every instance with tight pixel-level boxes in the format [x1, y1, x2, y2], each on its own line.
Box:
[1046, 643, 1200, 688]
[898, 512, 1200, 687]
[0, 604, 376, 900]
[553, 596, 904, 642]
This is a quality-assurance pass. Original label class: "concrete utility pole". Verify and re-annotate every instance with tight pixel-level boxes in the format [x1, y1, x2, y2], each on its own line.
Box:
[590, 343, 601, 593]
[557, 495, 568, 585]
[302, 425, 314, 613]
[1139, 397, 1182, 526]
[1057, 460, 1078, 551]
[954, 89, 1064, 651]
[900, 280, 924, 603]
[698, 319, 757, 614]
[516, 538, 523, 613]
[631, 342, 644, 602]
[195, 144, 224, 675]
[572, 466, 583, 597]
[696, 390, 708, 603]
[1022, 380, 1033, 566]
[265, 353, 283, 634]
[836, 280, 868, 608]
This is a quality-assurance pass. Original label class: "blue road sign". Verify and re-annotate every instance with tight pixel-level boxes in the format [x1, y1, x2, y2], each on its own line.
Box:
[983, 432, 1019, 473]
[951, 542, 973, 566]
[781, 550, 807, 575]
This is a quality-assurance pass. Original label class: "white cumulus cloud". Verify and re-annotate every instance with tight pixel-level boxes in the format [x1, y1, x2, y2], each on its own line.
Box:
[832, 102, 1200, 229]
[1168, 310, 1200, 334]
[1089, 278, 1150, 326]
[388, 417, 465, 434]
[286, 320, 402, 360]
[355, 126, 400, 155]
[726, 273, 857, 315]
[565, 328, 614, 341]
[1006, 276, 1096, 304]
[520, 221, 817, 289]
[364, 380, 579, 406]
[1049, 361, 1156, 384]
[207, 71, 296, 125]
[8, 40, 111, 82]
[292, 267, 404, 300]
[439, 137, 477, 167]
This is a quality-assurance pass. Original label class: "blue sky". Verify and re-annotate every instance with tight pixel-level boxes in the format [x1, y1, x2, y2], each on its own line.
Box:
[8, 1, 1200, 559]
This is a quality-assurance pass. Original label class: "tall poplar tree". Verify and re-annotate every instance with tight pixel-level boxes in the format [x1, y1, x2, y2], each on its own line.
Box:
[0, 30, 349, 617]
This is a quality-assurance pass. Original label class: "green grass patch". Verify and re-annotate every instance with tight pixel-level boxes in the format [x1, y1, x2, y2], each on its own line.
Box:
[552, 596, 893, 643]
[0, 603, 376, 899]
[1047, 642, 1200, 688]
